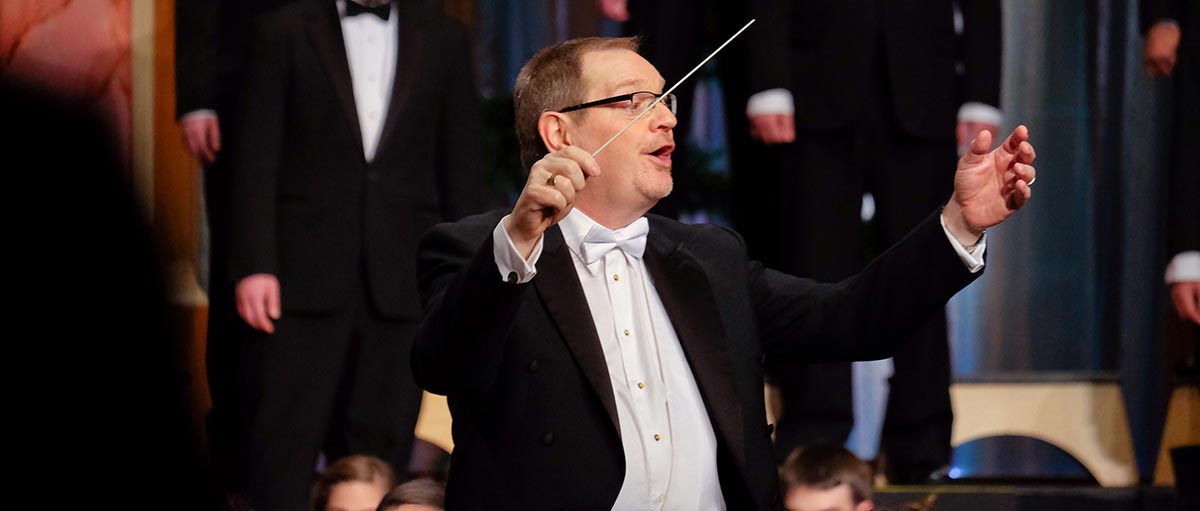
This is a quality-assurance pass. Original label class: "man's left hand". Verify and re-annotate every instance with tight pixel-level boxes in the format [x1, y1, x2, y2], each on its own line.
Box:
[1170, 281, 1200, 325]
[1144, 21, 1181, 77]
[943, 125, 1037, 245]
[595, 0, 629, 21]
[180, 115, 222, 165]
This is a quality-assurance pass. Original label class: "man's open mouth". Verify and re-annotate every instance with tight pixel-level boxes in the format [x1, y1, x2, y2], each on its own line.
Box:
[647, 143, 675, 166]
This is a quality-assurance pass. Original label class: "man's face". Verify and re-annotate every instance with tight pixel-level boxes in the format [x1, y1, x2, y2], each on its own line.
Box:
[784, 483, 872, 511]
[570, 48, 677, 214]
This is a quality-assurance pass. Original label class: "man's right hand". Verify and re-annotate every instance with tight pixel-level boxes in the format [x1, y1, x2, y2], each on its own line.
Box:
[1170, 281, 1200, 325]
[180, 115, 222, 165]
[236, 274, 281, 333]
[504, 146, 599, 258]
[595, 0, 629, 21]
[749, 113, 795, 144]
[1144, 21, 1181, 77]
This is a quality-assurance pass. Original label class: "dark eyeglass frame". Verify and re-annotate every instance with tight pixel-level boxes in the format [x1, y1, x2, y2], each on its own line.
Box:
[557, 91, 677, 115]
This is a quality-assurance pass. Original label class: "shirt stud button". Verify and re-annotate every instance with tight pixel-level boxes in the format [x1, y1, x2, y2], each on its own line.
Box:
[612, 274, 620, 281]
[637, 382, 645, 389]
[624, 329, 630, 336]
[653, 434, 661, 441]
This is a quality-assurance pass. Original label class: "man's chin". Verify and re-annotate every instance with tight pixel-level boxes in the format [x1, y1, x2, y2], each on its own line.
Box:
[649, 179, 673, 201]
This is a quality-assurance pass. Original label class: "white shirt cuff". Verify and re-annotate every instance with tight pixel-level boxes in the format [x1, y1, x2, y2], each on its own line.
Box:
[180, 109, 218, 123]
[746, 89, 794, 116]
[492, 215, 543, 284]
[939, 214, 986, 273]
[957, 102, 1003, 127]
[1165, 251, 1200, 283]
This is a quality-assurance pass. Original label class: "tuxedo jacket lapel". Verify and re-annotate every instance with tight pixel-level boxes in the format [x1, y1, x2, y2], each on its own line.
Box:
[376, 3, 426, 155]
[305, 1, 364, 154]
[533, 227, 621, 437]
[528, 222, 748, 462]
[643, 224, 746, 471]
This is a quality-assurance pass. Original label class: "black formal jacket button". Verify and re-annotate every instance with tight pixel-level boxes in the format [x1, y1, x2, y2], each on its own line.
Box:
[541, 432, 555, 446]
[528, 359, 540, 373]
[765, 423, 775, 436]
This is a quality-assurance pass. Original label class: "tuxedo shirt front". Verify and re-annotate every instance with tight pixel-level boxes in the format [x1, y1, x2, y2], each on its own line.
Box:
[487, 208, 985, 509]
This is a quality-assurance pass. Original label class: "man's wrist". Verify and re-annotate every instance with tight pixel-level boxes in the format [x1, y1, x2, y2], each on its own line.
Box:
[502, 216, 541, 259]
[942, 201, 984, 248]
[180, 109, 218, 123]
[494, 215, 542, 284]
[957, 102, 1003, 127]
[1152, 19, 1180, 31]
[746, 89, 794, 116]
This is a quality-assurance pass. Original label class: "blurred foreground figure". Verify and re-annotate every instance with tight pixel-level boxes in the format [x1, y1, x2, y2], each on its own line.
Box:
[1, 78, 212, 509]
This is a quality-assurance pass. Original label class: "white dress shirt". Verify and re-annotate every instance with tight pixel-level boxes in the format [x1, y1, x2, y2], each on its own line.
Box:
[497, 209, 725, 510]
[491, 210, 986, 510]
[337, 0, 397, 162]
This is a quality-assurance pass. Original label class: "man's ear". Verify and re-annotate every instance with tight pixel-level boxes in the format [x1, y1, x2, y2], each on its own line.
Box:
[538, 111, 574, 154]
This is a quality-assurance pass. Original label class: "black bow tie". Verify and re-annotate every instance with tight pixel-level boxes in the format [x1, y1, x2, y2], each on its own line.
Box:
[345, 1, 390, 20]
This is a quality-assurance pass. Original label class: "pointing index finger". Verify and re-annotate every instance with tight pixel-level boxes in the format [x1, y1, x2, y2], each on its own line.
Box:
[560, 145, 601, 178]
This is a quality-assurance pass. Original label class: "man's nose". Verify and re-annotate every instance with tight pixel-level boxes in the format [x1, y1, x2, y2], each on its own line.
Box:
[650, 100, 677, 131]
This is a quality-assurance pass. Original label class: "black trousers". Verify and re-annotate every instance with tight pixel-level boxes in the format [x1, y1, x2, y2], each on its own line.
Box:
[1168, 45, 1199, 259]
[200, 109, 244, 488]
[756, 48, 957, 476]
[236, 280, 423, 511]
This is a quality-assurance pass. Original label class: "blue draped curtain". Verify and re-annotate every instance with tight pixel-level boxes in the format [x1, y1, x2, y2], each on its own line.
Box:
[948, 0, 1173, 479]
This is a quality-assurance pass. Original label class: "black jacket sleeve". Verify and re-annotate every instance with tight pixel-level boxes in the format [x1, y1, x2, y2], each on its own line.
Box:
[174, 0, 219, 118]
[229, 17, 287, 279]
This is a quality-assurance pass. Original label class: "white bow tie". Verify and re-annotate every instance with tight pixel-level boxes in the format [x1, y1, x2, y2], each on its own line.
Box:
[580, 217, 649, 264]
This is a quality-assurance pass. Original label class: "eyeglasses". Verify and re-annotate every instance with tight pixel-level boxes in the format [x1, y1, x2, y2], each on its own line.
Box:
[558, 91, 678, 116]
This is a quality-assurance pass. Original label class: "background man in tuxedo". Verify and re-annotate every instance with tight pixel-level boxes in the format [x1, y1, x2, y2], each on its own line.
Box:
[229, 1, 482, 510]
[173, 1, 296, 493]
[1142, 4, 1199, 505]
[734, 0, 1003, 481]
[413, 37, 1036, 509]
[1142, 0, 1200, 327]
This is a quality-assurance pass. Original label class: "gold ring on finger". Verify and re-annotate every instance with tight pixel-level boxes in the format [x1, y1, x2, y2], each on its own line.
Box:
[546, 175, 557, 187]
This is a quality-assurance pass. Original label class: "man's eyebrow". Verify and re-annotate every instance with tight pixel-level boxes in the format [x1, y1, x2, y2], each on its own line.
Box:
[609, 78, 644, 93]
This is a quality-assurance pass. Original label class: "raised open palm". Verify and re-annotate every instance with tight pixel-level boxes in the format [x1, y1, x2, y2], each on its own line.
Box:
[951, 125, 1037, 232]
